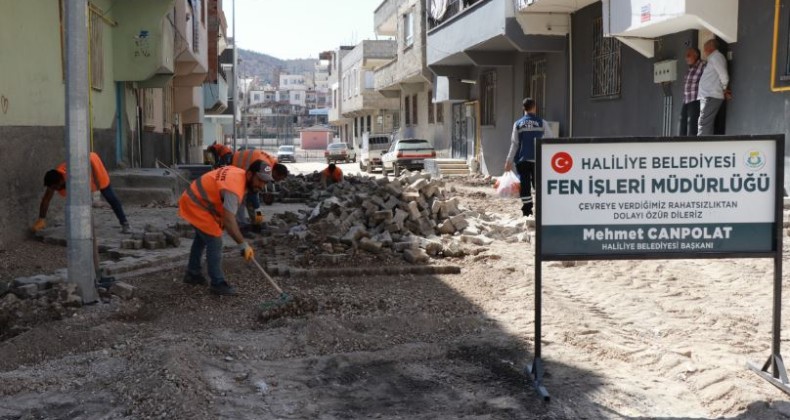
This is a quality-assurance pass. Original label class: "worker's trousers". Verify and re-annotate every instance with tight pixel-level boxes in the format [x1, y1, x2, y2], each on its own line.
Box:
[99, 185, 128, 226]
[187, 227, 225, 287]
[515, 160, 535, 216]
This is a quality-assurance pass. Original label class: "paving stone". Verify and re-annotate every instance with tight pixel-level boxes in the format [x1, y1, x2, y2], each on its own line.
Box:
[359, 237, 383, 253]
[438, 220, 457, 235]
[14, 284, 39, 299]
[449, 214, 469, 231]
[407, 201, 421, 221]
[403, 248, 430, 264]
[110, 282, 136, 299]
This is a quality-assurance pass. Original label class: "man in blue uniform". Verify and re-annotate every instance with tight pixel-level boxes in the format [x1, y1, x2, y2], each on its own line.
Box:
[504, 98, 554, 217]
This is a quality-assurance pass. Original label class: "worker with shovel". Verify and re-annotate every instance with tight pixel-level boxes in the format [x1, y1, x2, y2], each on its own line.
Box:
[231, 149, 289, 225]
[179, 160, 272, 296]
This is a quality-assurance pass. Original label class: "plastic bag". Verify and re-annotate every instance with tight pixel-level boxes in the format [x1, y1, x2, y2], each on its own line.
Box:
[494, 171, 521, 198]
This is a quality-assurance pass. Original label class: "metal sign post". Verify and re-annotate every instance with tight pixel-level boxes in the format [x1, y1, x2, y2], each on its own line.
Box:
[529, 135, 786, 400]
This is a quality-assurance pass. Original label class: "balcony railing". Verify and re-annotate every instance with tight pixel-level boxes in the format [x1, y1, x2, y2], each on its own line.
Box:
[428, 0, 485, 30]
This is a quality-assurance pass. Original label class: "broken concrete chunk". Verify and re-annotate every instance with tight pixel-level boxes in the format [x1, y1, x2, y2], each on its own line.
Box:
[403, 248, 430, 264]
[110, 282, 136, 299]
[407, 201, 421, 221]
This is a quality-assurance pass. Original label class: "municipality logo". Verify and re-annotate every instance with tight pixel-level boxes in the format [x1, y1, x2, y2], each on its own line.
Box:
[744, 150, 766, 170]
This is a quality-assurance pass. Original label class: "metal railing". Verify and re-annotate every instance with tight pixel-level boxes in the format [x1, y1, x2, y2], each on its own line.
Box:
[428, 0, 485, 30]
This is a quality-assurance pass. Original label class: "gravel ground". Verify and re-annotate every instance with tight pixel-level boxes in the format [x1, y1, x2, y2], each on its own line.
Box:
[1, 176, 790, 419]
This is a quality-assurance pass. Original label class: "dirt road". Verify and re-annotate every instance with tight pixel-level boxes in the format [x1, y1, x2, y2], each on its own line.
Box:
[1, 177, 790, 419]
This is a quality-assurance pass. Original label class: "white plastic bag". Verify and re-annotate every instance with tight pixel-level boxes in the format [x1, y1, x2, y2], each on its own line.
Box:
[494, 171, 521, 198]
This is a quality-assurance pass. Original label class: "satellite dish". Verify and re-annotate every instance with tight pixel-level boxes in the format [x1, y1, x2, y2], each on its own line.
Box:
[430, 0, 448, 21]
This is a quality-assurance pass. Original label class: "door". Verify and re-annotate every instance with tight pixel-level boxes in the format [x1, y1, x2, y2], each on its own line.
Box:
[451, 103, 468, 159]
[464, 102, 477, 162]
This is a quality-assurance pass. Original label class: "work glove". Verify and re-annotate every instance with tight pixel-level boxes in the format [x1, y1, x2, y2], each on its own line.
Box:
[254, 208, 265, 225]
[239, 242, 254, 262]
[32, 218, 46, 233]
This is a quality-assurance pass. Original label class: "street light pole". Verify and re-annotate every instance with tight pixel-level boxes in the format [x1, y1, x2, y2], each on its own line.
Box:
[231, 0, 238, 150]
[65, 0, 97, 303]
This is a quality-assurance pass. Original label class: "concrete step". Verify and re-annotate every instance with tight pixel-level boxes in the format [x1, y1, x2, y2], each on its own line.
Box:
[437, 164, 469, 170]
[113, 187, 177, 205]
[438, 169, 469, 176]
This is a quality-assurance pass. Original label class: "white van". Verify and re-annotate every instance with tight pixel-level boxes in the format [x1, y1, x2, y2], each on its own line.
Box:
[358, 133, 392, 173]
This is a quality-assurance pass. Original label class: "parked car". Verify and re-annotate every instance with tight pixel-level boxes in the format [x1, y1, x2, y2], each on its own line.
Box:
[325, 142, 356, 164]
[358, 134, 392, 173]
[277, 145, 296, 163]
[381, 138, 436, 176]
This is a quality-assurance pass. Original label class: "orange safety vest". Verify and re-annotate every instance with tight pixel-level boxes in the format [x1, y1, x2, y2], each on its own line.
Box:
[178, 166, 247, 237]
[231, 150, 277, 170]
[55, 152, 111, 197]
[211, 143, 232, 157]
[322, 167, 343, 183]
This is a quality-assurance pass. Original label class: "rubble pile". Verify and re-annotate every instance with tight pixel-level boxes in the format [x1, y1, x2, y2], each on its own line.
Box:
[269, 172, 532, 263]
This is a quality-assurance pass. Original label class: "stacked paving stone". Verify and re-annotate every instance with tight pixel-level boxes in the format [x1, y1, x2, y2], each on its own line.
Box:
[8, 272, 136, 304]
[120, 224, 183, 250]
[280, 171, 532, 262]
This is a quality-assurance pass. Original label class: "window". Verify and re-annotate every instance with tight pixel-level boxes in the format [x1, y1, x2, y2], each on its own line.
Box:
[412, 94, 418, 125]
[403, 12, 414, 47]
[404, 95, 411, 125]
[428, 90, 435, 124]
[89, 5, 104, 90]
[436, 102, 444, 124]
[524, 58, 547, 117]
[367, 115, 372, 133]
[591, 17, 621, 98]
[480, 71, 496, 126]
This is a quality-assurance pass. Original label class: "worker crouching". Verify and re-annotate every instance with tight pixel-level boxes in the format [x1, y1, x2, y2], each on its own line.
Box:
[178, 160, 273, 296]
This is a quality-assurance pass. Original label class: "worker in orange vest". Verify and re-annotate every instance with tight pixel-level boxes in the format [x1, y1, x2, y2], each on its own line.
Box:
[33, 152, 131, 234]
[179, 160, 273, 295]
[232, 148, 278, 169]
[231, 148, 289, 224]
[207, 141, 233, 167]
[320, 163, 344, 188]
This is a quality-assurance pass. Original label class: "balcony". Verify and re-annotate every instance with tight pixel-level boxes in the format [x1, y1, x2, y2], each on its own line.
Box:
[174, 0, 208, 86]
[516, 0, 599, 13]
[203, 71, 228, 114]
[427, 0, 564, 70]
[602, 0, 738, 58]
[428, 0, 486, 30]
[112, 0, 176, 88]
[374, 0, 399, 36]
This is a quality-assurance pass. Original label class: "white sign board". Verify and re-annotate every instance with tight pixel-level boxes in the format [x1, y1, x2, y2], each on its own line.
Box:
[539, 139, 779, 257]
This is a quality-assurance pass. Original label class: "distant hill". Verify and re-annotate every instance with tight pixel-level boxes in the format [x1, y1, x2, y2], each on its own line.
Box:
[237, 49, 317, 86]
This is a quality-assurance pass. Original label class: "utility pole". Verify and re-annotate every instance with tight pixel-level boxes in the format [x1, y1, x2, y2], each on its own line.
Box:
[231, 0, 238, 149]
[65, 0, 97, 303]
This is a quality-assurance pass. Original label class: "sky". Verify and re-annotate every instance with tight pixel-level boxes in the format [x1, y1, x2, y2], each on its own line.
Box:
[225, 0, 387, 60]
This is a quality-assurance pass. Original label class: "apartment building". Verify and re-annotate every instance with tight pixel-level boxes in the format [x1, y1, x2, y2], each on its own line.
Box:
[374, 0, 450, 156]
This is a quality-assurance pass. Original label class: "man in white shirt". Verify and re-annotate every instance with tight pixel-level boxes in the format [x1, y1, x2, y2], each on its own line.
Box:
[697, 39, 730, 135]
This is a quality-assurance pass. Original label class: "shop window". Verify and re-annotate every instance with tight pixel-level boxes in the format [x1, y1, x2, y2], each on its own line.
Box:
[404, 95, 411, 125]
[412, 94, 418, 125]
[436, 102, 444, 124]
